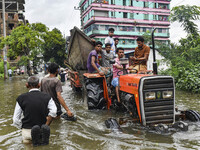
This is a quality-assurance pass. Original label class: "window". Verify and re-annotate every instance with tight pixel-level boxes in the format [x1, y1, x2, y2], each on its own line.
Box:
[99, 25, 105, 30]
[136, 27, 140, 32]
[111, 0, 115, 5]
[158, 28, 162, 33]
[129, 0, 133, 6]
[123, 0, 126, 6]
[18, 14, 24, 20]
[147, 28, 152, 32]
[123, 12, 128, 18]
[144, 14, 149, 20]
[8, 13, 14, 19]
[144, 2, 149, 8]
[111, 11, 115, 17]
[158, 15, 168, 21]
[8, 23, 14, 30]
[93, 24, 99, 30]
[158, 3, 168, 9]
[154, 3, 157, 8]
[130, 13, 134, 19]
[153, 15, 157, 20]
[105, 25, 109, 30]
[142, 27, 146, 32]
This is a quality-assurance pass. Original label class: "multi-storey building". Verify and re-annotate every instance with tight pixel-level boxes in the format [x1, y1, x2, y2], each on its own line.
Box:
[79, 0, 170, 51]
[0, 0, 26, 65]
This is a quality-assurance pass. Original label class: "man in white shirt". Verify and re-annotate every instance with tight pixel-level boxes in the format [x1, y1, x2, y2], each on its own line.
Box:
[8, 68, 12, 77]
[13, 76, 57, 146]
[105, 28, 115, 54]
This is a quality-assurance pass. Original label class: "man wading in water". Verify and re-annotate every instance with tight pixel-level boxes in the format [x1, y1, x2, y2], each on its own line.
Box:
[40, 63, 74, 120]
[13, 76, 57, 146]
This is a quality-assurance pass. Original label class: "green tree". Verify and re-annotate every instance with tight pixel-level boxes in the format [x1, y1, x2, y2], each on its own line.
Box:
[170, 5, 200, 37]
[0, 23, 48, 76]
[42, 28, 66, 67]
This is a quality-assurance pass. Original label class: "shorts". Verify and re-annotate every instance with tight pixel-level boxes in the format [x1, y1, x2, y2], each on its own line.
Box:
[111, 77, 119, 87]
[22, 128, 32, 143]
[130, 65, 147, 72]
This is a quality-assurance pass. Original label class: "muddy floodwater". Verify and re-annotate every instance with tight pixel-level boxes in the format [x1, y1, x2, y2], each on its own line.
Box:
[0, 74, 200, 150]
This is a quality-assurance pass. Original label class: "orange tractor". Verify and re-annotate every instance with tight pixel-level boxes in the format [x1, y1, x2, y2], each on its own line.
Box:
[67, 27, 200, 132]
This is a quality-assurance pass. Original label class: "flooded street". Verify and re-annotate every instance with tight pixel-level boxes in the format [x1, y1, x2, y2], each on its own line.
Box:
[0, 74, 200, 150]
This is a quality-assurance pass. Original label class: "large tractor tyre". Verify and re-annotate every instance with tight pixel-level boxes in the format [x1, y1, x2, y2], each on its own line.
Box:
[185, 110, 200, 122]
[84, 78, 106, 110]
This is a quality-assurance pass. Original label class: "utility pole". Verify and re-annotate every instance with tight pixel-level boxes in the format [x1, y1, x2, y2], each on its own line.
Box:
[74, 6, 83, 30]
[2, 0, 7, 79]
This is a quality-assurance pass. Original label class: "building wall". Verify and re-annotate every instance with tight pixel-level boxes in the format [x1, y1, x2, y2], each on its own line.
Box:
[0, 0, 26, 66]
[80, 0, 170, 50]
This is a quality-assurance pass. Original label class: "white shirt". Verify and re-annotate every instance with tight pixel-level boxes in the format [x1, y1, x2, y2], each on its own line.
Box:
[105, 36, 115, 53]
[12, 88, 57, 129]
[8, 69, 12, 74]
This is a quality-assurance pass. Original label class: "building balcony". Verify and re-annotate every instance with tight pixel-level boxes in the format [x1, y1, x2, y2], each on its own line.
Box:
[81, 3, 170, 17]
[83, 16, 170, 28]
[86, 30, 169, 38]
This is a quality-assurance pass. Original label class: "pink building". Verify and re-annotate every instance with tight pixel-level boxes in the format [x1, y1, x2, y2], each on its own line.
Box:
[79, 0, 170, 50]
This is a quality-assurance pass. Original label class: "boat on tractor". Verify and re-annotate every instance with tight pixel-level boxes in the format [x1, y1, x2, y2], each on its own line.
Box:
[66, 27, 200, 133]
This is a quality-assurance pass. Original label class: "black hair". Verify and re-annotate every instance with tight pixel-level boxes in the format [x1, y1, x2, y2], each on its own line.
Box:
[108, 28, 115, 32]
[136, 36, 144, 42]
[48, 62, 59, 74]
[105, 43, 111, 47]
[116, 47, 124, 53]
[95, 41, 103, 46]
[114, 38, 119, 41]
[27, 76, 39, 87]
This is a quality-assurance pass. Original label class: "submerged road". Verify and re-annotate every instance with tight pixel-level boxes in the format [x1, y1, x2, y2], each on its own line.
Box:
[0, 73, 200, 149]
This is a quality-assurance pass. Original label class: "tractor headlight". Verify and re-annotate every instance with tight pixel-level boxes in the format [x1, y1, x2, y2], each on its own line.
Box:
[162, 91, 173, 99]
[145, 92, 156, 100]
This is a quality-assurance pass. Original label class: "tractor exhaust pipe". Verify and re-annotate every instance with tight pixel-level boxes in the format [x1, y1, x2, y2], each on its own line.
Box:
[151, 28, 158, 75]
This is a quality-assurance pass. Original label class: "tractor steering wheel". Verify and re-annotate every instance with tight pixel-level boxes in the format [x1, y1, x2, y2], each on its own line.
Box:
[117, 70, 123, 76]
[129, 68, 138, 74]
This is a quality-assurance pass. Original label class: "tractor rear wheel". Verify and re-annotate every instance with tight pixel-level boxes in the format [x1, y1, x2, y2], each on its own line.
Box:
[84, 78, 106, 110]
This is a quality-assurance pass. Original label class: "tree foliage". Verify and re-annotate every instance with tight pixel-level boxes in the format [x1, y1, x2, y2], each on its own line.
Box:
[0, 23, 66, 75]
[41, 28, 66, 67]
[142, 5, 200, 93]
[0, 23, 47, 75]
[170, 5, 200, 37]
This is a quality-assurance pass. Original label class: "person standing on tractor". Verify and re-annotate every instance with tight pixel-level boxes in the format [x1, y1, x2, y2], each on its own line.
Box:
[105, 28, 115, 54]
[87, 41, 110, 76]
[130, 37, 150, 72]
[112, 47, 132, 103]
[101, 43, 115, 85]
[40, 63, 74, 118]
[101, 43, 115, 68]
[114, 38, 119, 52]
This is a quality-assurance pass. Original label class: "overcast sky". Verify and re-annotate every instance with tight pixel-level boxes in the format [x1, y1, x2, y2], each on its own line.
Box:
[24, 0, 200, 43]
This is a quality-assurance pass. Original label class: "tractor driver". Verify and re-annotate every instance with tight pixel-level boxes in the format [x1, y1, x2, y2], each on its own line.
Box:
[112, 47, 132, 103]
[87, 41, 110, 76]
[129, 37, 150, 72]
